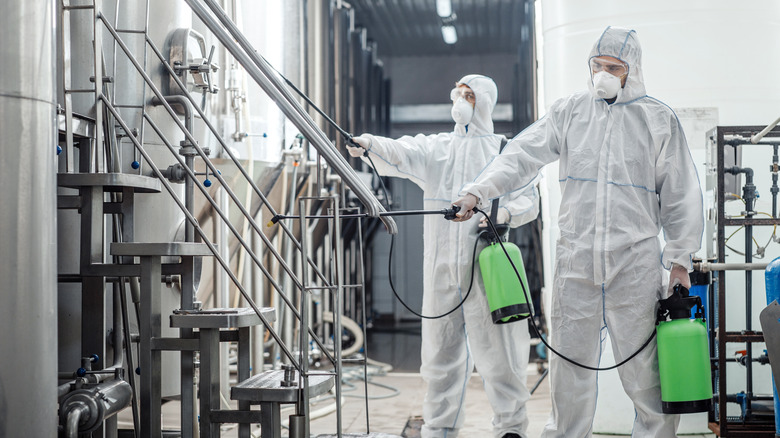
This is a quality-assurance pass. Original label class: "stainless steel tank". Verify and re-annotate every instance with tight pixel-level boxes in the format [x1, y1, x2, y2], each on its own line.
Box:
[0, 0, 58, 435]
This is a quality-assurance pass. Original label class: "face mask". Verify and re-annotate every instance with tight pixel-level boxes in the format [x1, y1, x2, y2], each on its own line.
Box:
[591, 71, 623, 99]
[451, 98, 474, 125]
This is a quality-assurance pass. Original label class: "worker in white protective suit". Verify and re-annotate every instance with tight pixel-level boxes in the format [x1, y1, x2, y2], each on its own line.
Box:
[454, 27, 703, 437]
[346, 74, 539, 438]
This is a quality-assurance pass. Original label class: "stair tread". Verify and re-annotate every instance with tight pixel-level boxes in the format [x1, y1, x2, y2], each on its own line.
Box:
[170, 307, 276, 328]
[110, 242, 213, 257]
[231, 370, 334, 403]
[58, 172, 161, 193]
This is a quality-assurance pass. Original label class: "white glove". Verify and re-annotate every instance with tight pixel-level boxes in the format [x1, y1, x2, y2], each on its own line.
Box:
[479, 208, 509, 228]
[452, 193, 478, 222]
[668, 263, 691, 296]
[346, 136, 370, 158]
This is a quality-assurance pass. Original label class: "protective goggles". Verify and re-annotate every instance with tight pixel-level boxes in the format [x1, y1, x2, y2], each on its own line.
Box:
[589, 56, 628, 77]
[450, 86, 476, 103]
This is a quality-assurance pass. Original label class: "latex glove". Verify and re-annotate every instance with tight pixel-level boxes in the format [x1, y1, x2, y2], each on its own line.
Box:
[479, 208, 509, 228]
[452, 193, 478, 222]
[346, 136, 370, 158]
[668, 263, 691, 296]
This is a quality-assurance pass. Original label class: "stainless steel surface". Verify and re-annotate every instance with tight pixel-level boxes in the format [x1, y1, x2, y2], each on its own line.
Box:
[231, 370, 334, 403]
[299, 199, 312, 434]
[58, 379, 133, 433]
[103, 16, 308, 295]
[113, 1, 192, 404]
[185, 0, 397, 234]
[141, 25, 341, 290]
[694, 261, 770, 272]
[333, 197, 345, 438]
[58, 172, 161, 193]
[104, 97, 298, 365]
[1, 0, 57, 436]
[170, 307, 276, 328]
[57, 112, 95, 139]
[111, 242, 213, 257]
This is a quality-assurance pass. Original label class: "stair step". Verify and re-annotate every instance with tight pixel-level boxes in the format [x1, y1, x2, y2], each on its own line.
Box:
[231, 370, 334, 403]
[110, 242, 213, 257]
[170, 307, 276, 329]
[58, 172, 161, 193]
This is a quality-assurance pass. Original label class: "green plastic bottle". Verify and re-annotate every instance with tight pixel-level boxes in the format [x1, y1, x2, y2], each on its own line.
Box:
[656, 285, 713, 413]
[478, 241, 531, 324]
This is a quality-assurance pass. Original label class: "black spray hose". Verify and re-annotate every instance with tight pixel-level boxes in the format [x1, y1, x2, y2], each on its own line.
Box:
[388, 233, 481, 319]
[475, 207, 656, 371]
[267, 54, 655, 370]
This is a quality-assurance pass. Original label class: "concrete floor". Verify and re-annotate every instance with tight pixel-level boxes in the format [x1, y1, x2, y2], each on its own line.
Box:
[120, 365, 716, 437]
[117, 322, 718, 437]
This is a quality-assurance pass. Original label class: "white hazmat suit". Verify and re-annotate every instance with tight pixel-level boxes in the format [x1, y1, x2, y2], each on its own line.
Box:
[354, 75, 539, 438]
[459, 28, 704, 437]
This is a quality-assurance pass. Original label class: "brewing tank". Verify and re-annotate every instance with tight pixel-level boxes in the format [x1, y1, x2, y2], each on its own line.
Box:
[0, 0, 58, 435]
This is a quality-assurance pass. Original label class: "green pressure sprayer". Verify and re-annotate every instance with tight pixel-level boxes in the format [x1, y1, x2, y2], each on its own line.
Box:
[477, 205, 531, 324]
[656, 284, 713, 414]
[477, 138, 532, 324]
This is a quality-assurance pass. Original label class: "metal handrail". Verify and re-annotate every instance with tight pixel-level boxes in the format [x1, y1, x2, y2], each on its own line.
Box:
[142, 23, 332, 288]
[101, 94, 299, 365]
[99, 14, 305, 292]
[98, 13, 342, 367]
[185, 0, 397, 235]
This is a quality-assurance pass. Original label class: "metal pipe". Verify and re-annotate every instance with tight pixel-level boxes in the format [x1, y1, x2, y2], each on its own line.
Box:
[744, 169, 756, 413]
[59, 379, 133, 435]
[187, 0, 397, 234]
[750, 114, 780, 144]
[298, 198, 311, 432]
[152, 95, 196, 242]
[333, 196, 344, 438]
[693, 262, 769, 273]
[65, 406, 86, 438]
[151, 95, 194, 133]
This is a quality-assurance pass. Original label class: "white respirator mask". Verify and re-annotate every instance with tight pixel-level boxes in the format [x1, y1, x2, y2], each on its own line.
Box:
[451, 98, 474, 125]
[591, 71, 623, 99]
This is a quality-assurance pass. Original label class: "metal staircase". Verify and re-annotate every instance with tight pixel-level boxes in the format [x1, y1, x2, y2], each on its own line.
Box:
[57, 0, 396, 437]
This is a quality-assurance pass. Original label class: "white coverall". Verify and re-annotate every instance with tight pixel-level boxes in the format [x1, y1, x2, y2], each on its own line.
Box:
[460, 28, 704, 437]
[359, 75, 539, 438]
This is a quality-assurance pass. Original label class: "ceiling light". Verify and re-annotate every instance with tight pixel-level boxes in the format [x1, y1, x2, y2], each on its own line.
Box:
[441, 25, 457, 44]
[436, 0, 452, 18]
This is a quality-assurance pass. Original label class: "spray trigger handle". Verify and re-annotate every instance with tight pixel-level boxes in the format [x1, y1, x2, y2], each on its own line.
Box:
[444, 205, 460, 220]
[347, 136, 368, 157]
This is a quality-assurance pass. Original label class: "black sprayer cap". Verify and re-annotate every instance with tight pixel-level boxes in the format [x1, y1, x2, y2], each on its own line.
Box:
[658, 284, 702, 322]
